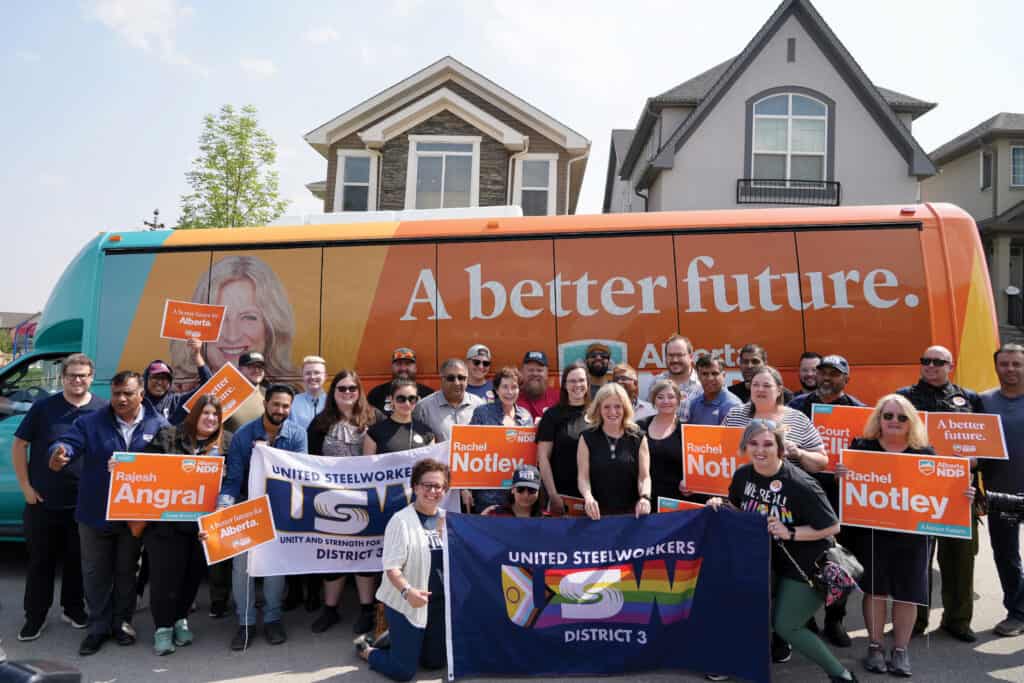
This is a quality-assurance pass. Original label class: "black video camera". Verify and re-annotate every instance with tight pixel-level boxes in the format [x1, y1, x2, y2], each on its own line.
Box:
[985, 490, 1024, 521]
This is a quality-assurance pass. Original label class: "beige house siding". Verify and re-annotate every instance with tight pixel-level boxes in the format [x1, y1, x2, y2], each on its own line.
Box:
[922, 149, 993, 221]
[996, 138, 1024, 215]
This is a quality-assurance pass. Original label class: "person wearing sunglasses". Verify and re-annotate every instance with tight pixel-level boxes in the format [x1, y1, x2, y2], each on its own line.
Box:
[364, 379, 436, 455]
[469, 367, 533, 513]
[465, 344, 495, 402]
[357, 459, 450, 678]
[896, 346, 983, 642]
[307, 370, 384, 636]
[838, 394, 972, 676]
[412, 359, 484, 443]
[481, 465, 545, 518]
[584, 342, 613, 398]
[366, 348, 435, 417]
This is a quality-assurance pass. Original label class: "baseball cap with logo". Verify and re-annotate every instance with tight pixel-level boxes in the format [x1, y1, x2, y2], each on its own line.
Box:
[238, 351, 266, 367]
[146, 361, 172, 377]
[466, 344, 491, 360]
[819, 355, 850, 375]
[522, 350, 549, 367]
[392, 347, 416, 362]
[512, 464, 541, 490]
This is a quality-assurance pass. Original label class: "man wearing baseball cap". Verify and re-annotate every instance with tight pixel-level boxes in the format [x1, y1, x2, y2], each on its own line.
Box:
[366, 348, 435, 416]
[788, 354, 865, 647]
[142, 339, 212, 425]
[584, 343, 613, 398]
[517, 351, 558, 421]
[223, 351, 270, 433]
[465, 344, 494, 402]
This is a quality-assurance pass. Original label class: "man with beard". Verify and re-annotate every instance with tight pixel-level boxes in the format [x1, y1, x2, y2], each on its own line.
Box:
[218, 384, 307, 651]
[798, 352, 822, 394]
[367, 348, 435, 415]
[788, 354, 865, 646]
[655, 335, 702, 420]
[729, 344, 794, 404]
[517, 351, 558, 421]
[143, 339, 211, 424]
[611, 363, 655, 420]
[584, 343, 613, 398]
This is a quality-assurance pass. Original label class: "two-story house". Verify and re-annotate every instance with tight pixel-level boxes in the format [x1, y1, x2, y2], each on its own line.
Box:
[603, 0, 936, 214]
[304, 57, 590, 217]
[923, 113, 1024, 332]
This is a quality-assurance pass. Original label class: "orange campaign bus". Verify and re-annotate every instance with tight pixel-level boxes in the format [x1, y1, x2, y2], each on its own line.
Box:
[0, 203, 1000, 534]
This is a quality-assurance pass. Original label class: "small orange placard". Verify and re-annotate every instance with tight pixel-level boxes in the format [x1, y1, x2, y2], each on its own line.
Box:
[198, 496, 277, 564]
[657, 496, 704, 513]
[925, 412, 1007, 460]
[681, 425, 745, 496]
[183, 362, 257, 421]
[839, 449, 971, 539]
[811, 404, 874, 473]
[160, 299, 225, 342]
[448, 425, 538, 489]
[559, 495, 588, 517]
[106, 452, 223, 521]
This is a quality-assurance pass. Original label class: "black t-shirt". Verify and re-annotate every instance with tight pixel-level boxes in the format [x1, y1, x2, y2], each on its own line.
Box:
[15, 392, 108, 509]
[583, 428, 643, 515]
[366, 382, 435, 416]
[416, 511, 444, 606]
[728, 460, 837, 581]
[638, 416, 682, 502]
[366, 417, 435, 454]
[536, 404, 587, 498]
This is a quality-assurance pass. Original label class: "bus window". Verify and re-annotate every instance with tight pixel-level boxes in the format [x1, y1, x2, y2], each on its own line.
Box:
[0, 356, 64, 420]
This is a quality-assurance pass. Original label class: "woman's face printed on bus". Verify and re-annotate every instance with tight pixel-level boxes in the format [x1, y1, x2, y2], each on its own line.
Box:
[207, 278, 267, 371]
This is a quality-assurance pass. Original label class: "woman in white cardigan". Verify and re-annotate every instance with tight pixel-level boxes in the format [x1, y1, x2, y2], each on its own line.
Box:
[357, 458, 448, 680]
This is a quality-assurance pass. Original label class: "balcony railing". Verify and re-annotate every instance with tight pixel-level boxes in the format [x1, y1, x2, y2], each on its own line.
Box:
[736, 179, 841, 206]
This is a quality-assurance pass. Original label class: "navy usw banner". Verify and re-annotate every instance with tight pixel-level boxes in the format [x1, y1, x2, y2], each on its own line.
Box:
[444, 508, 770, 682]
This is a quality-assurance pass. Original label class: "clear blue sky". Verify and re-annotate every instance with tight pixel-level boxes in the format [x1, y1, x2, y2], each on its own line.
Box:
[2, 0, 1020, 312]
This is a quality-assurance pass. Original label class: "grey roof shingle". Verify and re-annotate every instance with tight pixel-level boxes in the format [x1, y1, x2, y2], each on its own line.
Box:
[931, 113, 1024, 166]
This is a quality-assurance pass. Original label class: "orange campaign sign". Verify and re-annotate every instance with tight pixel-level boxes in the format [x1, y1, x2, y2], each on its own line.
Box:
[811, 404, 874, 472]
[681, 425, 745, 496]
[925, 412, 1007, 460]
[106, 452, 223, 522]
[183, 362, 256, 420]
[160, 299, 225, 342]
[448, 425, 538, 489]
[657, 496, 705, 513]
[839, 449, 971, 539]
[198, 496, 276, 565]
[559, 495, 588, 518]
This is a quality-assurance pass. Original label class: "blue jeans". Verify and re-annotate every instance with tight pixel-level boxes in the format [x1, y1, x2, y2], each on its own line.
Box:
[232, 554, 285, 626]
[368, 605, 445, 681]
[988, 513, 1024, 621]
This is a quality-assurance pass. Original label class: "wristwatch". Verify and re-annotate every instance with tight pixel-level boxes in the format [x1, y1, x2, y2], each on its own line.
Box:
[400, 586, 411, 600]
[639, 494, 651, 502]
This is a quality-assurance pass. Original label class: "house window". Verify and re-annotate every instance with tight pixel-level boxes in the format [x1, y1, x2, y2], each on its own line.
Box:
[752, 93, 828, 183]
[334, 151, 377, 212]
[404, 135, 481, 210]
[1011, 147, 1024, 187]
[981, 150, 993, 190]
[514, 154, 558, 216]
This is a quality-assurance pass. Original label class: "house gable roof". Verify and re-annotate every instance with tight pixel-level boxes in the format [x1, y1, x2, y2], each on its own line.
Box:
[304, 56, 588, 158]
[603, 129, 634, 212]
[620, 0, 936, 186]
[930, 112, 1024, 166]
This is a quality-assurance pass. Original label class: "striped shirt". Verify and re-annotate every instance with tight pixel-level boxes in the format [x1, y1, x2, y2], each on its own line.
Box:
[722, 405, 824, 452]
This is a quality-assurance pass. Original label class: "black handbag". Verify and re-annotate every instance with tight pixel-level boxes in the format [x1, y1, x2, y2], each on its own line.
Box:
[778, 539, 863, 607]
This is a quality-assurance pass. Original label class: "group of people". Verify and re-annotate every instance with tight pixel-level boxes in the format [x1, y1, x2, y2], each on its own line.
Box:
[9, 334, 1024, 683]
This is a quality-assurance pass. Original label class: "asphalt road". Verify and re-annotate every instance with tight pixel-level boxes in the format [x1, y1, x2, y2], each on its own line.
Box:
[0, 532, 1021, 683]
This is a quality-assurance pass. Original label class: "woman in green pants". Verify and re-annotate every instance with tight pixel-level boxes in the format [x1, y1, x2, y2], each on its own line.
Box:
[708, 419, 857, 682]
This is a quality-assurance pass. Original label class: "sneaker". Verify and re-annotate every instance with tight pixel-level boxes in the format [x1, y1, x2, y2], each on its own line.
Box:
[355, 636, 372, 661]
[888, 647, 912, 677]
[173, 618, 193, 647]
[264, 620, 287, 645]
[61, 607, 88, 629]
[353, 606, 375, 635]
[153, 627, 176, 656]
[824, 620, 852, 647]
[79, 632, 108, 656]
[230, 625, 252, 651]
[705, 675, 730, 681]
[862, 642, 887, 673]
[18, 616, 46, 642]
[209, 600, 229, 619]
[116, 621, 136, 646]
[994, 617, 1024, 637]
[770, 633, 792, 663]
[312, 606, 340, 634]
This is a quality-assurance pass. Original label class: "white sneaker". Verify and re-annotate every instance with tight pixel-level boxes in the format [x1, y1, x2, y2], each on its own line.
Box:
[995, 617, 1024, 637]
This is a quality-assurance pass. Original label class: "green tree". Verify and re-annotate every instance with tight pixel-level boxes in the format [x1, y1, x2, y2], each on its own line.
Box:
[178, 104, 289, 228]
[0, 329, 11, 354]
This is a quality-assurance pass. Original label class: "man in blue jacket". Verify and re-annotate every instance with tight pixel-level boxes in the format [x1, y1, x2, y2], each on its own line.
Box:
[218, 383, 307, 651]
[48, 370, 170, 656]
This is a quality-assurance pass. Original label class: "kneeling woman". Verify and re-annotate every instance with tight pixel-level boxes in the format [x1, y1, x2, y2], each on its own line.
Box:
[708, 420, 857, 683]
[358, 459, 448, 680]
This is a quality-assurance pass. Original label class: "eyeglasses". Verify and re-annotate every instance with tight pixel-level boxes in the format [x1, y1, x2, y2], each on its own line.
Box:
[444, 374, 468, 382]
[417, 483, 445, 492]
[335, 385, 359, 393]
[920, 357, 949, 367]
[393, 394, 419, 404]
[614, 376, 637, 384]
[587, 352, 610, 360]
[470, 359, 491, 367]
[64, 373, 92, 381]
[882, 412, 909, 423]
[514, 486, 539, 495]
